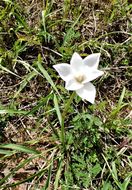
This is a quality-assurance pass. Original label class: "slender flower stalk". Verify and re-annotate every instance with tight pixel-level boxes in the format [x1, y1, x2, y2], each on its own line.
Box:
[61, 91, 76, 150]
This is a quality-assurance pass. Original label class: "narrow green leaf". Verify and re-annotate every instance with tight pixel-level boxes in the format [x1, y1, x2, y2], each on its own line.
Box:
[54, 159, 62, 190]
[37, 54, 62, 99]
[111, 87, 127, 117]
[121, 175, 131, 190]
[1, 167, 47, 189]
[112, 162, 118, 180]
[0, 155, 38, 186]
[63, 13, 82, 46]
[102, 155, 123, 190]
[42, 161, 53, 190]
[102, 181, 113, 190]
[27, 93, 53, 115]
[117, 87, 126, 109]
[14, 59, 43, 77]
[54, 94, 62, 126]
[14, 70, 38, 98]
[0, 149, 15, 155]
[14, 11, 29, 30]
[0, 61, 20, 78]
[0, 144, 40, 155]
[0, 109, 28, 115]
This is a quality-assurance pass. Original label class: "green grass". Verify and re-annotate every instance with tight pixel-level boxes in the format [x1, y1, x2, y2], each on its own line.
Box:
[0, 0, 132, 189]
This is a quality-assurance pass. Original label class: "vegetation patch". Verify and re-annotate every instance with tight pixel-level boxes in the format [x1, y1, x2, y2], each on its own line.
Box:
[0, 0, 131, 189]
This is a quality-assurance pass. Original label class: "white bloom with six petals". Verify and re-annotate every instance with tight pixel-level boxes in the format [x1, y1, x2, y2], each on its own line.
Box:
[53, 52, 104, 104]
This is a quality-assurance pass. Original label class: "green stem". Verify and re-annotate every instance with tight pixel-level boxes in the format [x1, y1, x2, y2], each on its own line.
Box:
[61, 91, 76, 150]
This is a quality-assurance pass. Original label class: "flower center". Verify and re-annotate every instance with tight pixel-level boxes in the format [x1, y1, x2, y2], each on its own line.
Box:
[74, 74, 85, 83]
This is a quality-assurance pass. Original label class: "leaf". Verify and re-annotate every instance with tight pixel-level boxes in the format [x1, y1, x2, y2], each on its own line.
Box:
[0, 144, 40, 155]
[111, 87, 127, 117]
[54, 159, 62, 190]
[54, 94, 62, 126]
[37, 54, 62, 99]
[101, 181, 113, 190]
[0, 58, 20, 78]
[121, 175, 131, 190]
[42, 160, 53, 190]
[91, 163, 102, 177]
[112, 162, 118, 180]
[0, 156, 37, 186]
[27, 93, 53, 115]
[0, 149, 15, 156]
[0, 109, 28, 115]
[63, 14, 81, 46]
[117, 87, 126, 109]
[14, 70, 38, 98]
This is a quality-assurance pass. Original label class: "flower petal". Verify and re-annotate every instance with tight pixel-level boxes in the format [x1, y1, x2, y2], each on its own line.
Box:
[83, 69, 104, 83]
[83, 53, 101, 69]
[70, 52, 83, 73]
[65, 78, 83, 90]
[76, 82, 96, 104]
[53, 63, 72, 81]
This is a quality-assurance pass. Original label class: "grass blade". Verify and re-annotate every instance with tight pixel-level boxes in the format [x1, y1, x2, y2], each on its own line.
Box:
[0, 144, 40, 155]
[42, 161, 53, 190]
[121, 175, 131, 190]
[0, 108, 28, 115]
[0, 149, 15, 156]
[14, 70, 38, 98]
[54, 159, 62, 190]
[54, 94, 62, 126]
[0, 59, 20, 78]
[37, 55, 61, 99]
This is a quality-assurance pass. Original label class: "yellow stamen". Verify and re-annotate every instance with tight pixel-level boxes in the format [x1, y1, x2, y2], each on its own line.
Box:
[75, 75, 85, 83]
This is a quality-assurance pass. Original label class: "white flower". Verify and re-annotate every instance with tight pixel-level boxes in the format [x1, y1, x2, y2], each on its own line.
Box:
[53, 52, 104, 104]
